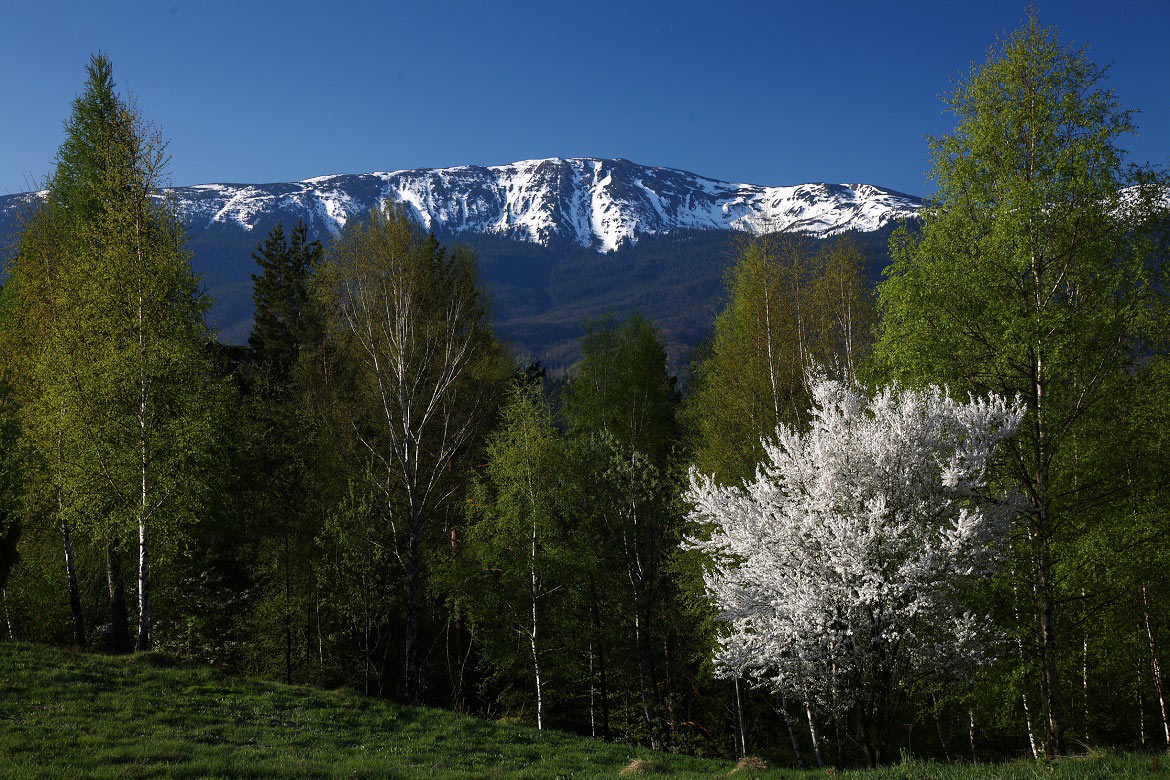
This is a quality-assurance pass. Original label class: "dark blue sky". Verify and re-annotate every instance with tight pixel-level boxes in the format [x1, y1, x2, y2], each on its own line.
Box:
[3, 1, 1168, 196]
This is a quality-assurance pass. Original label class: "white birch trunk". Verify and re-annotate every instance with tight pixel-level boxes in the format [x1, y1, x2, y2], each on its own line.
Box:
[1141, 585, 1170, 746]
[805, 700, 823, 768]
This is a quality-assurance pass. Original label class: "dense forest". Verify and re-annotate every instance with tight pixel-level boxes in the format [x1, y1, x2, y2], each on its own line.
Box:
[2, 14, 1169, 770]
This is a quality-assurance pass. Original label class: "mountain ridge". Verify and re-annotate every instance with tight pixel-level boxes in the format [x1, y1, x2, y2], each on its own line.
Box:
[0, 158, 919, 368]
[2, 157, 921, 254]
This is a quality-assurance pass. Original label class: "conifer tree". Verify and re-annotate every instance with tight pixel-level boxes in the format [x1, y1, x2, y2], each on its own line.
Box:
[243, 218, 322, 683]
[250, 219, 321, 381]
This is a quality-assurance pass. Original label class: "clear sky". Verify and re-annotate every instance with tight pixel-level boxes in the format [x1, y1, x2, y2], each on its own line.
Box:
[2, 0, 1168, 197]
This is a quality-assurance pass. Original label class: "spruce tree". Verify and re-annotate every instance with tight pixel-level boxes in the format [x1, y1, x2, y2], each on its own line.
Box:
[250, 219, 321, 382]
[243, 218, 321, 683]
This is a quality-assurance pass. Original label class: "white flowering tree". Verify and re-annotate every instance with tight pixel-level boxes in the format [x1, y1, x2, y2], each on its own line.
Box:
[685, 376, 1023, 766]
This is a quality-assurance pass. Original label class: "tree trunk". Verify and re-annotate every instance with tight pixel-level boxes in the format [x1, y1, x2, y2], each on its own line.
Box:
[315, 565, 324, 668]
[1082, 627, 1089, 738]
[402, 520, 422, 703]
[931, 693, 950, 762]
[284, 531, 292, 683]
[1036, 515, 1063, 757]
[777, 692, 803, 768]
[135, 518, 150, 651]
[1012, 595, 1039, 760]
[530, 621, 543, 730]
[1022, 693, 1039, 760]
[1141, 585, 1170, 746]
[61, 516, 86, 649]
[968, 709, 977, 764]
[856, 715, 881, 768]
[661, 634, 677, 744]
[3, 587, 13, 641]
[1137, 659, 1148, 746]
[134, 205, 152, 654]
[588, 581, 611, 739]
[530, 521, 544, 730]
[106, 540, 132, 652]
[306, 561, 314, 677]
[589, 642, 596, 738]
[1029, 322, 1064, 758]
[448, 528, 471, 713]
[806, 700, 823, 768]
[732, 676, 746, 759]
[633, 603, 657, 748]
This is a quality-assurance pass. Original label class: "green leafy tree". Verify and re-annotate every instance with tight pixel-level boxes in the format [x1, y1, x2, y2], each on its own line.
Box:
[4, 53, 231, 652]
[455, 380, 584, 729]
[873, 13, 1168, 756]
[563, 314, 684, 748]
[314, 205, 508, 702]
[685, 234, 872, 485]
[0, 363, 22, 640]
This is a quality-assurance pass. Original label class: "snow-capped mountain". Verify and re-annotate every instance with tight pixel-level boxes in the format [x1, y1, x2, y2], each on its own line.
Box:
[132, 157, 919, 252]
[0, 158, 921, 363]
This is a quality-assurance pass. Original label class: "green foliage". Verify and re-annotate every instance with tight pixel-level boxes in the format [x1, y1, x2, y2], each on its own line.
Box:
[2, 52, 234, 652]
[0, 366, 22, 593]
[250, 219, 322, 381]
[448, 380, 588, 725]
[2, 29, 1169, 774]
[684, 234, 873, 485]
[564, 313, 678, 460]
[50, 53, 120, 221]
[230, 219, 327, 684]
[873, 11, 1170, 756]
[313, 205, 510, 700]
[315, 471, 401, 693]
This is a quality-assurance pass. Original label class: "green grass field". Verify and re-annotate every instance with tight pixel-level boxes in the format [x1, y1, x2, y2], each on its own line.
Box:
[0, 642, 1163, 779]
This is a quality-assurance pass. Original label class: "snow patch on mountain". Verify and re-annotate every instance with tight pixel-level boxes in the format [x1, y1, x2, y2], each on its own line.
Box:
[2, 159, 921, 251]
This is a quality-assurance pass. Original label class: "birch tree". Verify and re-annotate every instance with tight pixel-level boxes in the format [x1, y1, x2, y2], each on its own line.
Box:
[0, 367, 22, 640]
[686, 376, 1024, 766]
[3, 54, 227, 651]
[874, 13, 1169, 755]
[316, 206, 506, 702]
[686, 233, 872, 486]
[456, 379, 581, 729]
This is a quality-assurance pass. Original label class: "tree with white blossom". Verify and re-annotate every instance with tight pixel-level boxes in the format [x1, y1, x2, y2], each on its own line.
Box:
[685, 376, 1024, 766]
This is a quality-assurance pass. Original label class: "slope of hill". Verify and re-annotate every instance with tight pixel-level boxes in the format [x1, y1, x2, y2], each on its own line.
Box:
[0, 642, 731, 779]
[0, 643, 1154, 778]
